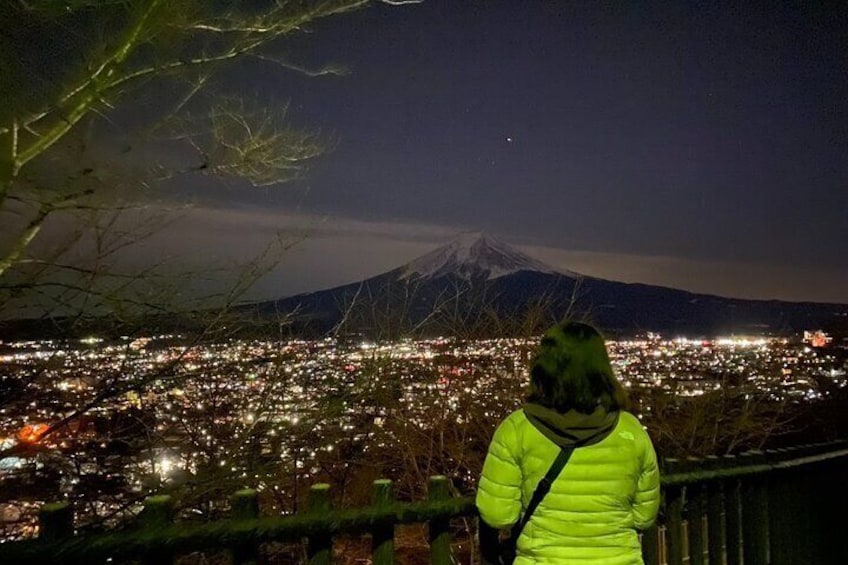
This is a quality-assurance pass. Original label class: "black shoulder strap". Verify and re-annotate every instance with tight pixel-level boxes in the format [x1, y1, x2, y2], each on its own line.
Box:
[515, 445, 575, 533]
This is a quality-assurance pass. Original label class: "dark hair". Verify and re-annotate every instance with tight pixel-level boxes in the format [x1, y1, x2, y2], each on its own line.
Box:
[527, 321, 630, 413]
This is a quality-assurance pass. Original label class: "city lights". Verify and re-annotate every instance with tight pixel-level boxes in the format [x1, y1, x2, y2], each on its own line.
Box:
[0, 332, 845, 540]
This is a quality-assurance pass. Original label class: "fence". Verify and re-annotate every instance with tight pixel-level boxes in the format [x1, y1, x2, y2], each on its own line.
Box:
[641, 439, 848, 565]
[2, 441, 847, 564]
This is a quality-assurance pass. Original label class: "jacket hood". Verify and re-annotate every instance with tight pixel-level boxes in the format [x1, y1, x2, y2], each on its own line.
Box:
[523, 403, 619, 447]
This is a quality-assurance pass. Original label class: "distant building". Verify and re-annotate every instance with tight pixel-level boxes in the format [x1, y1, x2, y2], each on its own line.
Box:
[803, 330, 832, 348]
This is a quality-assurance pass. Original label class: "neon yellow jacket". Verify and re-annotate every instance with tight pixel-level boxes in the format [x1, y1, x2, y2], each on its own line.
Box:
[476, 409, 660, 565]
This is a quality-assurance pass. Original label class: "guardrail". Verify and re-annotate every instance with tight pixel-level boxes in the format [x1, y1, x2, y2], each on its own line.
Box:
[2, 440, 847, 564]
[1, 476, 474, 565]
[642, 439, 848, 565]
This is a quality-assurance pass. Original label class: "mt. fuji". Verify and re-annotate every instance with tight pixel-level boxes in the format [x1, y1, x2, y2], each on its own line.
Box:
[255, 234, 848, 337]
[398, 232, 560, 281]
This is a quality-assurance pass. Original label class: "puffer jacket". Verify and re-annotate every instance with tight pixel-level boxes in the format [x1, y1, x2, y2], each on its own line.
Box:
[476, 409, 660, 565]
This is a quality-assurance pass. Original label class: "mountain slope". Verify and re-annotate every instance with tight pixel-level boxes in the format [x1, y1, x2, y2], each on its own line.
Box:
[256, 234, 848, 337]
[398, 232, 562, 280]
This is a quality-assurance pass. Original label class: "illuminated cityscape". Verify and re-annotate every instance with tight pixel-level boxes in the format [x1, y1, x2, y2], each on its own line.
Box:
[0, 333, 845, 541]
[2, 1, 848, 562]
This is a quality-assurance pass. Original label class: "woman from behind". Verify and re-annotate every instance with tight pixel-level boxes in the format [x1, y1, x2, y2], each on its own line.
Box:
[476, 321, 660, 564]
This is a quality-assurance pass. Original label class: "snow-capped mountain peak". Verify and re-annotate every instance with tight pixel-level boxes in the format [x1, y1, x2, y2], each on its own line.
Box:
[399, 232, 560, 281]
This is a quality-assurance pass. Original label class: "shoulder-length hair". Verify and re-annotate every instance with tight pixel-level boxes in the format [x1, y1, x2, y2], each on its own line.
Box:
[527, 321, 630, 413]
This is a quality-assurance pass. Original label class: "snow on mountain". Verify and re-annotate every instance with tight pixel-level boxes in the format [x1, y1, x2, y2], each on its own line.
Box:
[399, 232, 569, 281]
[254, 232, 848, 336]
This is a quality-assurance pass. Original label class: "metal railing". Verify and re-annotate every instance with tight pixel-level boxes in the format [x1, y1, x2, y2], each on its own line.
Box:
[1, 475, 474, 565]
[2, 440, 847, 564]
[642, 440, 848, 565]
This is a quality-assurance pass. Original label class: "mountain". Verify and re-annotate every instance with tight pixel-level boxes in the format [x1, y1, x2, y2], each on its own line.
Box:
[398, 232, 561, 281]
[254, 234, 848, 337]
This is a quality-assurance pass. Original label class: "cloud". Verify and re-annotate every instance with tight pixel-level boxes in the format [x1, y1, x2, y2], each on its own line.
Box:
[161, 205, 460, 243]
[116, 205, 463, 298]
[111, 205, 848, 304]
[525, 245, 848, 304]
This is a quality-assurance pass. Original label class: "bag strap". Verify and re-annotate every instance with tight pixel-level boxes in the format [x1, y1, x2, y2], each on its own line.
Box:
[514, 445, 575, 534]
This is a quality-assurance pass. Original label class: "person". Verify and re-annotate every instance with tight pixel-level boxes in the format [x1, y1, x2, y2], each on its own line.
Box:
[476, 321, 660, 564]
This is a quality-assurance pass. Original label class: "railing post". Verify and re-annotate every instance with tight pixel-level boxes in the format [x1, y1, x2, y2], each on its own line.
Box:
[231, 489, 260, 565]
[799, 446, 819, 562]
[428, 475, 451, 565]
[802, 446, 827, 564]
[662, 458, 685, 565]
[811, 441, 848, 562]
[703, 456, 724, 565]
[766, 450, 786, 564]
[825, 449, 848, 561]
[307, 484, 332, 565]
[666, 489, 685, 565]
[141, 494, 174, 528]
[768, 465, 799, 565]
[371, 479, 394, 565]
[725, 479, 743, 565]
[140, 495, 174, 565]
[705, 480, 724, 565]
[722, 455, 742, 565]
[687, 481, 707, 565]
[741, 452, 769, 565]
[38, 501, 73, 543]
[641, 523, 660, 565]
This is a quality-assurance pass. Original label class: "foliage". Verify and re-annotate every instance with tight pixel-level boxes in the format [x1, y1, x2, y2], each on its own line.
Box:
[0, 0, 417, 323]
[0, 0, 421, 542]
[632, 378, 798, 458]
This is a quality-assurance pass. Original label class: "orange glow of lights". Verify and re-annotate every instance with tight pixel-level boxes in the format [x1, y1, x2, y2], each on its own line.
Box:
[803, 330, 833, 348]
[18, 423, 50, 443]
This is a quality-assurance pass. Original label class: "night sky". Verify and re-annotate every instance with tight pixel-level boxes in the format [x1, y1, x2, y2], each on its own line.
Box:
[148, 1, 848, 303]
